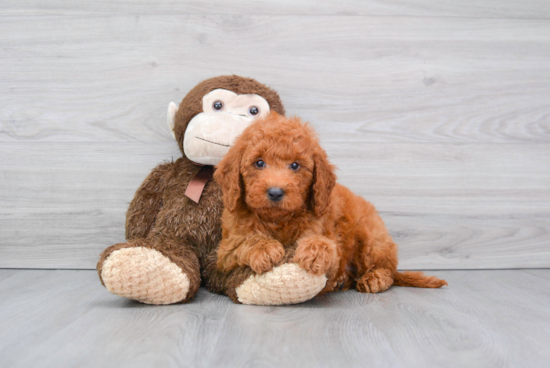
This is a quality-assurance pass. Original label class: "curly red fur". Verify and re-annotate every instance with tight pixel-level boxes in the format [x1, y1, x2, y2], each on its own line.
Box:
[214, 112, 447, 293]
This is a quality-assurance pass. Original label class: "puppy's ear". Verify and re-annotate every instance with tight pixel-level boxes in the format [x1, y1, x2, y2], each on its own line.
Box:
[311, 148, 336, 217]
[214, 146, 244, 212]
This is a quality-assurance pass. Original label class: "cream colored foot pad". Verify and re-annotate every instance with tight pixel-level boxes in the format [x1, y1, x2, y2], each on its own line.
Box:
[101, 247, 190, 305]
[236, 263, 327, 305]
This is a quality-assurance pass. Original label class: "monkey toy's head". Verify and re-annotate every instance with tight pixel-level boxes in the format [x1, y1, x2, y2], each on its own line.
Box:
[167, 75, 285, 166]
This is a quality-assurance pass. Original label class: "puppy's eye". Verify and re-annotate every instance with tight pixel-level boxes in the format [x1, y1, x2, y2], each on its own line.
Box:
[249, 106, 259, 116]
[213, 101, 224, 111]
[289, 162, 300, 171]
[255, 160, 266, 169]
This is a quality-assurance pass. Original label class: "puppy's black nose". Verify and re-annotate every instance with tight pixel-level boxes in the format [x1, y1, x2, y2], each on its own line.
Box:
[267, 187, 285, 202]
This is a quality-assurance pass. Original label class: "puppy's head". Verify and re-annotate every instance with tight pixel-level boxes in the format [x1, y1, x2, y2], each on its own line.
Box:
[214, 112, 336, 218]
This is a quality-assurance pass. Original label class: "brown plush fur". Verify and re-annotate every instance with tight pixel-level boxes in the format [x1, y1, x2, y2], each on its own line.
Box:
[214, 112, 447, 294]
[97, 75, 285, 303]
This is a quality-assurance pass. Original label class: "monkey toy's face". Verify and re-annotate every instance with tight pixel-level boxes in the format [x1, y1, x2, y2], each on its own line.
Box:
[168, 89, 271, 166]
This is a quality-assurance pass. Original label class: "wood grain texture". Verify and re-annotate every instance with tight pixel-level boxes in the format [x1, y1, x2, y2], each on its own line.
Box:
[1, 15, 549, 144]
[1, 142, 548, 269]
[1, 0, 549, 18]
[0, 142, 181, 269]
[1, 2, 550, 270]
[1, 269, 550, 368]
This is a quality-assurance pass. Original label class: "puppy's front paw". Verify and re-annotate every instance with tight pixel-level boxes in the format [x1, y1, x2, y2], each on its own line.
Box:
[294, 236, 337, 276]
[248, 240, 285, 275]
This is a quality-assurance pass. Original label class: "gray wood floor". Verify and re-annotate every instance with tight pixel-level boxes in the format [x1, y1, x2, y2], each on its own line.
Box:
[1, 269, 549, 368]
[1, 1, 549, 270]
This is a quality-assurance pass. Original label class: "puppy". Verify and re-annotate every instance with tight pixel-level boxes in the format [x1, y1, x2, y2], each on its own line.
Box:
[213, 112, 447, 294]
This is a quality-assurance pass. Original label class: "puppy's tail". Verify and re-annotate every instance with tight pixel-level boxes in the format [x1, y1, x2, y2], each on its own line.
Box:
[393, 271, 448, 288]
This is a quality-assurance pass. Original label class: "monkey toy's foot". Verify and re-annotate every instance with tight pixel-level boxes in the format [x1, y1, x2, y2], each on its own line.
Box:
[235, 263, 327, 305]
[99, 246, 195, 305]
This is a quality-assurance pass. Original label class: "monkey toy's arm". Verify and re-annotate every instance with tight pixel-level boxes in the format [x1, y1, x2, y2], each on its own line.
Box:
[125, 163, 170, 240]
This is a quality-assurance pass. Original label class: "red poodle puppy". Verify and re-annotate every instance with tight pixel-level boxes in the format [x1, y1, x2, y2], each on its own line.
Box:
[214, 112, 447, 295]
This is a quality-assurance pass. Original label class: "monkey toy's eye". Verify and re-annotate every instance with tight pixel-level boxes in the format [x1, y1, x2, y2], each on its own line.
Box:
[255, 160, 266, 169]
[289, 162, 300, 171]
[249, 106, 259, 116]
[213, 101, 224, 111]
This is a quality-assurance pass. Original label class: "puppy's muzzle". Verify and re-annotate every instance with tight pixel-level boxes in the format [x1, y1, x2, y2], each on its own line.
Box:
[267, 187, 285, 202]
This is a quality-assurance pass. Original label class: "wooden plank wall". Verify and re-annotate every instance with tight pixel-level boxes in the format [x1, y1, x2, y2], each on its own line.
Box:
[1, 1, 549, 269]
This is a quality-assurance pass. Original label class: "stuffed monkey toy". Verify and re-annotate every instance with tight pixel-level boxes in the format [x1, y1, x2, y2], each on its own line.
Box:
[97, 75, 327, 305]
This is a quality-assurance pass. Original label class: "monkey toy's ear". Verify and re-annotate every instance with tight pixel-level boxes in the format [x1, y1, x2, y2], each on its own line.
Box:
[167, 101, 178, 139]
